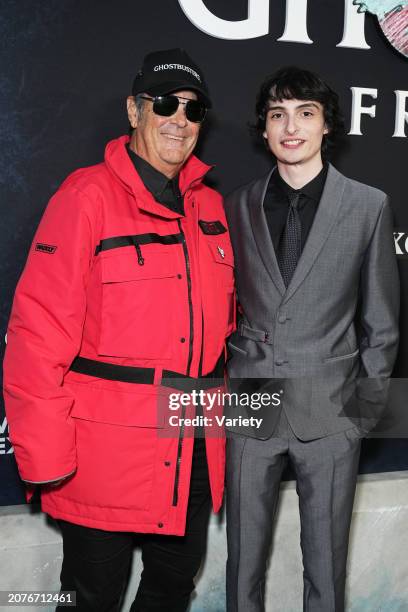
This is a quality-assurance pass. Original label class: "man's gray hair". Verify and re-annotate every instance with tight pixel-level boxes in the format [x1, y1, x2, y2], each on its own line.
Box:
[128, 95, 146, 135]
[134, 95, 146, 120]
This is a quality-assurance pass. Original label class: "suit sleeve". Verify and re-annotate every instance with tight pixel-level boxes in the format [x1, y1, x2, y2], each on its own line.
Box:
[359, 196, 400, 377]
[3, 185, 95, 483]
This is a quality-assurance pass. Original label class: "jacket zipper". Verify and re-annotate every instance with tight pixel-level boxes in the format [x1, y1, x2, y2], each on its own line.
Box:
[177, 218, 194, 375]
[172, 433, 183, 506]
[172, 217, 194, 506]
[198, 308, 204, 377]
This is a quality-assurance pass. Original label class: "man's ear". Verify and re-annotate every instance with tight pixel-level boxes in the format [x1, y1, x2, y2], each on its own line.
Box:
[323, 123, 329, 135]
[127, 96, 138, 129]
[263, 130, 267, 139]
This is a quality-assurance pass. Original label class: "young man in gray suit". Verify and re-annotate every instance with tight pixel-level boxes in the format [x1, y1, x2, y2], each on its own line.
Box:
[224, 67, 399, 612]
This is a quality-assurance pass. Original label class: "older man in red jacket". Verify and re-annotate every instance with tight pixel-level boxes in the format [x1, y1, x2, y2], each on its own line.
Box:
[3, 48, 234, 611]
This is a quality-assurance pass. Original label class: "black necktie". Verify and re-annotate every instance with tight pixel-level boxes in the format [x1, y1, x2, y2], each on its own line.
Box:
[278, 192, 301, 287]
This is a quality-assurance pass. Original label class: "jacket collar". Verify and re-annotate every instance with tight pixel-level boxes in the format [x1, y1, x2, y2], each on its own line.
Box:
[249, 167, 286, 295]
[104, 135, 212, 219]
[249, 163, 346, 300]
[282, 163, 345, 303]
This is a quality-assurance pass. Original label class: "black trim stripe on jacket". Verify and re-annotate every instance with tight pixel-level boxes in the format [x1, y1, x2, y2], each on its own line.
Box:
[95, 233, 183, 256]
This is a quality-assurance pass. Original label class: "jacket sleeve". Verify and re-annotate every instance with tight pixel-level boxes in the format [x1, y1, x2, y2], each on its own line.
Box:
[3, 185, 95, 483]
[359, 196, 400, 378]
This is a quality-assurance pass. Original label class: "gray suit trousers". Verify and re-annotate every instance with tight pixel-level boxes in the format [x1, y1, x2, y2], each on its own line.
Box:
[226, 411, 361, 612]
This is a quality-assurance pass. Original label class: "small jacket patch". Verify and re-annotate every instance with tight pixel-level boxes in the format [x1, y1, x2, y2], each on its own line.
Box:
[198, 220, 227, 235]
[35, 243, 57, 254]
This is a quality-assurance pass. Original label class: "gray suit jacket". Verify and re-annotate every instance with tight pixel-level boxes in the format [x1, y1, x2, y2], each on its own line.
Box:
[225, 163, 400, 440]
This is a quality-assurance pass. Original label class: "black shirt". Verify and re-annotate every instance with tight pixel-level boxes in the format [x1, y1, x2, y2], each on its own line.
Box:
[263, 163, 328, 253]
[126, 145, 184, 216]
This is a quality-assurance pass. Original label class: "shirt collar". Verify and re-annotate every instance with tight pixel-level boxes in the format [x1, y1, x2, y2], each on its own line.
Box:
[273, 162, 329, 203]
[126, 145, 181, 202]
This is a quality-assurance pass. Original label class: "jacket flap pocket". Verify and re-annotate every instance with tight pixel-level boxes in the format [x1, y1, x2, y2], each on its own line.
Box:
[69, 386, 163, 428]
[207, 241, 234, 267]
[324, 349, 359, 363]
[101, 249, 174, 282]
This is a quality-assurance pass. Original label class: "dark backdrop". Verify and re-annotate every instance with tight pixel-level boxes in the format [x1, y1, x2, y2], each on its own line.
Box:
[1, 0, 407, 504]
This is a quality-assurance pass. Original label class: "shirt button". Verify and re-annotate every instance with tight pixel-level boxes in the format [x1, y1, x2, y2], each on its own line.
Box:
[158, 522, 164, 528]
[278, 315, 287, 324]
[177, 274, 182, 279]
[180, 337, 186, 343]
[275, 359, 284, 366]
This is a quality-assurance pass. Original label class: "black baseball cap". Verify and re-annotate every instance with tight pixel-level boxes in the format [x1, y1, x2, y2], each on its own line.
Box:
[132, 48, 211, 108]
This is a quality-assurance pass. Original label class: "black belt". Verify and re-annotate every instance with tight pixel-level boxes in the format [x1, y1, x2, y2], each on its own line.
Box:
[69, 352, 225, 391]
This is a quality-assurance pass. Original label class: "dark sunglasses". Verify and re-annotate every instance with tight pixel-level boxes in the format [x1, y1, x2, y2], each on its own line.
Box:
[139, 94, 207, 123]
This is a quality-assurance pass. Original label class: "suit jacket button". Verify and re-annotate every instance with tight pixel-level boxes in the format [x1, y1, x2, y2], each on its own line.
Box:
[278, 315, 287, 324]
[275, 359, 284, 366]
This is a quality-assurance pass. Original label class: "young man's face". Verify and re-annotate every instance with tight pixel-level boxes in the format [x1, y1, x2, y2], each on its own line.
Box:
[263, 98, 329, 167]
[127, 90, 201, 178]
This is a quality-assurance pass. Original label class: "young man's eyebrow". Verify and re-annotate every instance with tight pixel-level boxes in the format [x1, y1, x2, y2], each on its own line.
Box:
[267, 102, 321, 111]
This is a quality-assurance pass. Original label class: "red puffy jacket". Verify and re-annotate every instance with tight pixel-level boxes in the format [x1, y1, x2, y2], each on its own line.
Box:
[3, 135, 235, 535]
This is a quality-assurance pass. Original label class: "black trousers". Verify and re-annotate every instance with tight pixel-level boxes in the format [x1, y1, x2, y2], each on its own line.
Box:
[57, 438, 211, 612]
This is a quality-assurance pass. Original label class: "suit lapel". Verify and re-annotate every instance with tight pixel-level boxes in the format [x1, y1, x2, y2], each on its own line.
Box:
[283, 163, 346, 304]
[248, 167, 286, 296]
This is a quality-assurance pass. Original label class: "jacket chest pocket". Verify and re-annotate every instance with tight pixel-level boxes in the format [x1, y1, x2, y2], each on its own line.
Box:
[204, 238, 235, 336]
[98, 249, 177, 360]
[206, 239, 235, 289]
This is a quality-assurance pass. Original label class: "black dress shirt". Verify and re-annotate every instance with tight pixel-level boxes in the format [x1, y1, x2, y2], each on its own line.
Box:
[264, 163, 328, 254]
[127, 145, 184, 216]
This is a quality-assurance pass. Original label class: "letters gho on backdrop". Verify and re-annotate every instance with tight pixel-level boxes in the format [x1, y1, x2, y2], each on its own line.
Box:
[1, 0, 407, 504]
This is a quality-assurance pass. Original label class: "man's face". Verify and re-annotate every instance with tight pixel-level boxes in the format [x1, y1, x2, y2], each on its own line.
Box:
[263, 98, 329, 167]
[127, 90, 201, 178]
